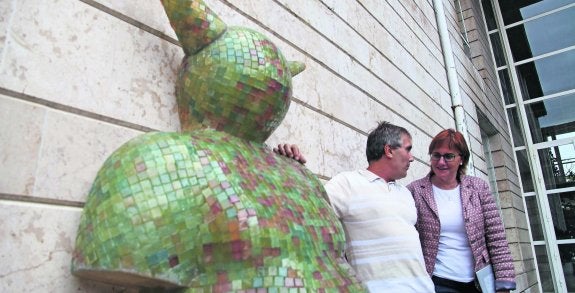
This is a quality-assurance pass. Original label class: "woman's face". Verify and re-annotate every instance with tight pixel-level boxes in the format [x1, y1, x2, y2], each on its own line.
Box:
[430, 142, 462, 184]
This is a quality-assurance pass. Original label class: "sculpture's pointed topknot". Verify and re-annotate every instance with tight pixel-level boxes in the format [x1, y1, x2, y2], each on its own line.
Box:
[288, 61, 306, 77]
[161, 0, 227, 55]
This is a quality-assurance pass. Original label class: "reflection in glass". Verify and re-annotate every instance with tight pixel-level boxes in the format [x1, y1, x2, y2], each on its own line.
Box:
[481, 0, 497, 31]
[526, 196, 544, 241]
[498, 69, 515, 105]
[558, 243, 575, 291]
[490, 33, 506, 67]
[499, 0, 574, 25]
[550, 192, 575, 240]
[516, 49, 575, 100]
[507, 107, 525, 146]
[517, 149, 534, 192]
[526, 93, 575, 144]
[535, 245, 554, 292]
[538, 144, 575, 190]
[507, 7, 575, 62]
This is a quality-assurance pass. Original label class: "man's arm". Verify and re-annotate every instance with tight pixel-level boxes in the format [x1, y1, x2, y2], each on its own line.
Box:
[273, 144, 307, 164]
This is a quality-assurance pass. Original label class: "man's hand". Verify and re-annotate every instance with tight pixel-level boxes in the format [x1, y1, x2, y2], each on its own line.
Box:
[273, 144, 307, 165]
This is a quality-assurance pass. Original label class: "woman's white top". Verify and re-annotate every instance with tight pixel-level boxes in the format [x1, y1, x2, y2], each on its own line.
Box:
[432, 184, 475, 282]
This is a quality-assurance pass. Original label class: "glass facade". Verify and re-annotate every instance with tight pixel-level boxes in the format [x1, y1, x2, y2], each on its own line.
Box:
[482, 0, 575, 291]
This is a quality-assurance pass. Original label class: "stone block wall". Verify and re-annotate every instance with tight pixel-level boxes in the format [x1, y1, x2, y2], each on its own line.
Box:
[0, 0, 532, 291]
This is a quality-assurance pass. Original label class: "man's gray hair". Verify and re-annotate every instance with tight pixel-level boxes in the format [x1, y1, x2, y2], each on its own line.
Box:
[366, 121, 411, 163]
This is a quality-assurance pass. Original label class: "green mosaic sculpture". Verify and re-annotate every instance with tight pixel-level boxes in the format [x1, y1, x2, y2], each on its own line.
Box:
[71, 0, 365, 292]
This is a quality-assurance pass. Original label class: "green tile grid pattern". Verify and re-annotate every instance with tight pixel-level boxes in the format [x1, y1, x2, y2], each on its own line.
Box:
[175, 27, 293, 143]
[161, 0, 226, 56]
[161, 0, 300, 143]
[72, 130, 365, 292]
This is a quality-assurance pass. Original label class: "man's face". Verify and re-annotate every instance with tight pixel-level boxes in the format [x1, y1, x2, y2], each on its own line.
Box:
[389, 134, 414, 180]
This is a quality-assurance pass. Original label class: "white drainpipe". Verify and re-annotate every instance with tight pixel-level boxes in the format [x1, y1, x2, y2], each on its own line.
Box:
[433, 0, 475, 175]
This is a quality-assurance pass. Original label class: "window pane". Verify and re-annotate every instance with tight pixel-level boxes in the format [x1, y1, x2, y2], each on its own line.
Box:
[535, 245, 555, 292]
[481, 0, 498, 31]
[517, 49, 575, 100]
[558, 243, 575, 291]
[538, 144, 575, 190]
[550, 191, 575, 240]
[507, 107, 525, 146]
[517, 149, 534, 192]
[526, 93, 575, 143]
[499, 0, 574, 25]
[490, 32, 506, 67]
[498, 69, 515, 105]
[507, 7, 575, 62]
[526, 196, 544, 240]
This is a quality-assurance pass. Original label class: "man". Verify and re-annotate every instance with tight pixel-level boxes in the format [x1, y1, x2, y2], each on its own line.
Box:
[275, 121, 433, 292]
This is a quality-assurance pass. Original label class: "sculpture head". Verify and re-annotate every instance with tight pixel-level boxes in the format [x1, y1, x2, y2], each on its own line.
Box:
[162, 0, 305, 142]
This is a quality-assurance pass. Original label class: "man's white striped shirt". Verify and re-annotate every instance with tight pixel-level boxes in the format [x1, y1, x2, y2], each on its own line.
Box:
[324, 170, 433, 292]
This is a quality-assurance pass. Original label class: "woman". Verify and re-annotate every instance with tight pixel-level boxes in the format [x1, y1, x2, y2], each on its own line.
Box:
[407, 129, 516, 293]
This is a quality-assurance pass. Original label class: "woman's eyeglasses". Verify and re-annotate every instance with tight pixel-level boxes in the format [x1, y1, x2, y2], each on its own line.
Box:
[430, 153, 460, 162]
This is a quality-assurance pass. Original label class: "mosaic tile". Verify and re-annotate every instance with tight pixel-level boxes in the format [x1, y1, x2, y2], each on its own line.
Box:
[72, 0, 365, 291]
[72, 130, 364, 291]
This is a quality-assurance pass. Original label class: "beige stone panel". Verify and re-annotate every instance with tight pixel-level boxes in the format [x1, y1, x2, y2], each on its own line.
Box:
[279, 0, 365, 66]
[93, 0, 177, 39]
[289, 59, 378, 135]
[0, 95, 46, 195]
[297, 61, 438, 141]
[492, 147, 515, 168]
[317, 0, 448, 99]
[409, 123, 434, 143]
[315, 119, 366, 178]
[460, 69, 498, 119]
[473, 153, 488, 175]
[289, 62, 338, 114]
[0, 0, 11, 54]
[502, 206, 531, 231]
[514, 262, 527, 279]
[519, 228, 534, 244]
[454, 47, 495, 116]
[496, 178, 522, 195]
[505, 228, 521, 243]
[289, 51, 446, 144]
[0, 201, 131, 292]
[498, 191, 526, 212]
[0, 0, 182, 131]
[268, 103, 365, 178]
[385, 0, 441, 55]
[34, 110, 142, 202]
[355, 62, 451, 137]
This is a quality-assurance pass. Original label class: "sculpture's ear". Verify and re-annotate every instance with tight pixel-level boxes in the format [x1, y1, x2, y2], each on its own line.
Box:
[161, 0, 227, 55]
[288, 61, 306, 77]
